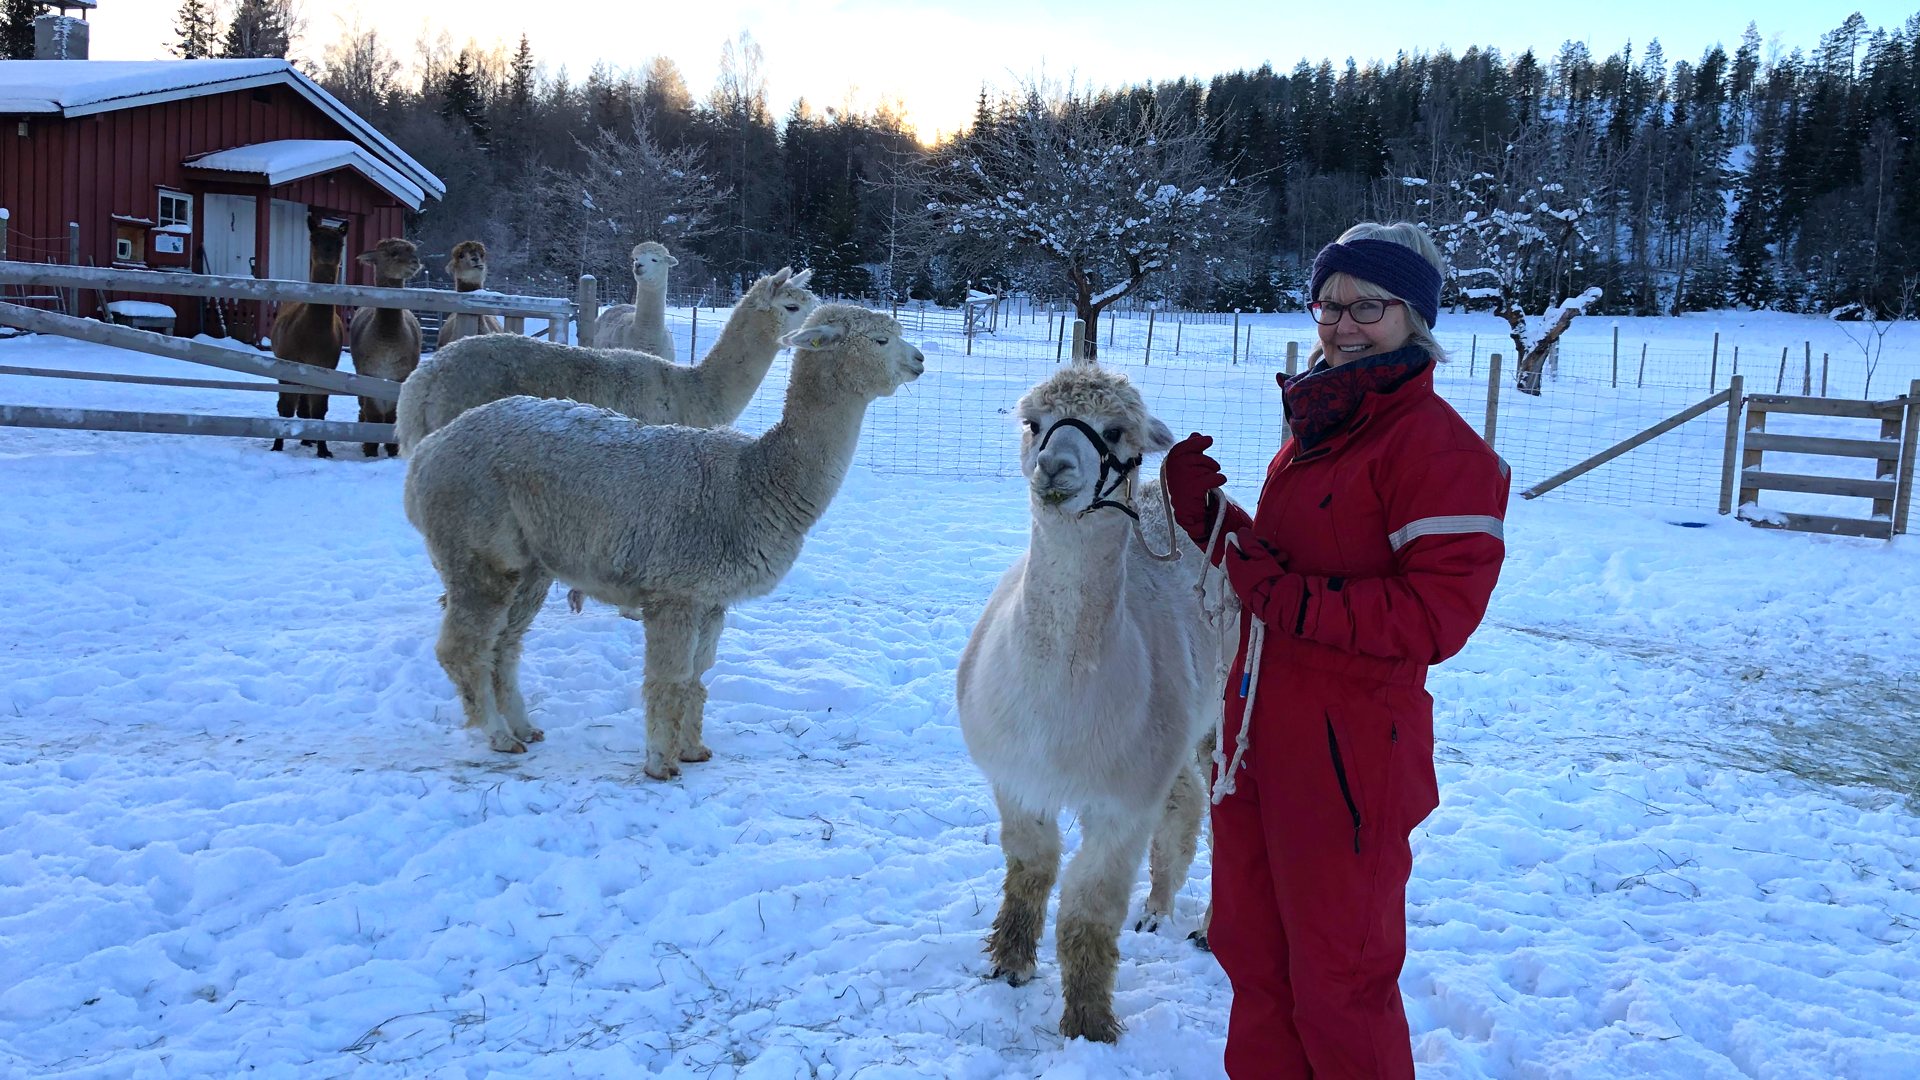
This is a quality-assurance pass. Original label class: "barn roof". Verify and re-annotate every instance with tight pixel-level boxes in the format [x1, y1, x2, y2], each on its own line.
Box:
[0, 59, 444, 205]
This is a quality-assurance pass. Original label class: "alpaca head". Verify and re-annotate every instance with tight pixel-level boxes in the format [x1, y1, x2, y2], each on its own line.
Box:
[1015, 365, 1174, 515]
[779, 304, 925, 400]
[748, 267, 819, 336]
[631, 241, 677, 288]
[446, 240, 489, 287]
[305, 212, 350, 277]
[358, 238, 423, 284]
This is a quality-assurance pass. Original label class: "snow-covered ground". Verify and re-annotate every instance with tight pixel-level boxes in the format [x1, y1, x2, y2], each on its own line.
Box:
[2, 311, 1918, 1079]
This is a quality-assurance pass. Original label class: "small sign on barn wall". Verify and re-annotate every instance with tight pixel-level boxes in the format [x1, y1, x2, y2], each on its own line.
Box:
[154, 234, 184, 255]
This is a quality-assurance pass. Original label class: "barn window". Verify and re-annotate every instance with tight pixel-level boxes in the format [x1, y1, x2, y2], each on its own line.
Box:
[158, 190, 192, 230]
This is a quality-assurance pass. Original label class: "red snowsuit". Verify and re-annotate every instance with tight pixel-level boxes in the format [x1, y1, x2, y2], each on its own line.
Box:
[1210, 361, 1509, 1078]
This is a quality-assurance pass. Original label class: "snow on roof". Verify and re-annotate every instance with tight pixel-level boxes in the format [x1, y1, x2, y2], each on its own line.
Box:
[188, 140, 428, 212]
[0, 60, 443, 204]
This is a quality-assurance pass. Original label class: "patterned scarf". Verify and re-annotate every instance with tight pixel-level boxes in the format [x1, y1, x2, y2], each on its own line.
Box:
[1282, 343, 1432, 451]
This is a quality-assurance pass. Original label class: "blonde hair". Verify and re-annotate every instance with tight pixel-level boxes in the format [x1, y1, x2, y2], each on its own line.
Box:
[1306, 221, 1449, 366]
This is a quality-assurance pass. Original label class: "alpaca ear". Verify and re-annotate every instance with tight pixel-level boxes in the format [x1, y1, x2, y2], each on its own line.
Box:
[357, 251, 379, 266]
[788, 268, 814, 290]
[780, 323, 845, 351]
[1144, 415, 1176, 453]
[665, 254, 679, 266]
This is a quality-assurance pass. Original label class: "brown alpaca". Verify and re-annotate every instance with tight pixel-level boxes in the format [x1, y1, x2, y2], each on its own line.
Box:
[270, 213, 351, 457]
[348, 238, 425, 457]
[436, 240, 503, 349]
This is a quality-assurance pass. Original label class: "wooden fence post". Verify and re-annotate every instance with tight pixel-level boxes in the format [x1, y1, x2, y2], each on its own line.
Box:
[1070, 318, 1086, 363]
[67, 221, 80, 315]
[1611, 323, 1619, 388]
[1895, 379, 1920, 535]
[1231, 311, 1240, 364]
[1144, 308, 1155, 365]
[1484, 353, 1502, 448]
[575, 274, 597, 347]
[1821, 353, 1829, 397]
[1732, 345, 1739, 378]
[1719, 374, 1744, 515]
[1802, 342, 1812, 396]
[1710, 331, 1720, 389]
[1056, 315, 1066, 361]
[1775, 347, 1788, 392]
[690, 306, 698, 363]
[0, 209, 9, 262]
[1638, 343, 1647, 388]
[1174, 318, 1182, 356]
[1469, 333, 1478, 377]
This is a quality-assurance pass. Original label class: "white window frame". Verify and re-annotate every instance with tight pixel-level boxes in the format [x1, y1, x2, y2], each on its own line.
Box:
[157, 189, 193, 230]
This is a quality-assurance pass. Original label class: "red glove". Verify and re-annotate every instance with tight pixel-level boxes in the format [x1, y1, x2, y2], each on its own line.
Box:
[1223, 530, 1291, 621]
[1164, 433, 1244, 550]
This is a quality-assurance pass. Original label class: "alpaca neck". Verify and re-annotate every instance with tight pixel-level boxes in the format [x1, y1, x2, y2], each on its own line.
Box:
[745, 368, 870, 533]
[633, 273, 668, 330]
[687, 302, 780, 418]
[369, 272, 412, 325]
[453, 275, 485, 293]
[1019, 509, 1132, 661]
[301, 260, 341, 316]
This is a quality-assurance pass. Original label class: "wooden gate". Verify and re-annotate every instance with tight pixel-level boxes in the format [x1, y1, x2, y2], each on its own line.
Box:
[1737, 381, 1919, 539]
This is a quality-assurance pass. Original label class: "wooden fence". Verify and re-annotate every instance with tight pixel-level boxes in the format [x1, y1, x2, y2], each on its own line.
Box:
[0, 261, 584, 449]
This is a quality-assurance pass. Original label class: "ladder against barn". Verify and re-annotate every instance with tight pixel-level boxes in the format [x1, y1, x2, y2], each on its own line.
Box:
[1737, 381, 1920, 540]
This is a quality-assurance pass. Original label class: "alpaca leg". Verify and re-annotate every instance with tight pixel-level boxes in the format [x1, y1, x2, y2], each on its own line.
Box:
[436, 566, 517, 752]
[1140, 762, 1206, 931]
[271, 391, 296, 451]
[639, 602, 700, 780]
[359, 397, 379, 457]
[491, 572, 551, 747]
[985, 786, 1060, 987]
[1056, 807, 1156, 1043]
[675, 604, 726, 763]
[303, 392, 332, 458]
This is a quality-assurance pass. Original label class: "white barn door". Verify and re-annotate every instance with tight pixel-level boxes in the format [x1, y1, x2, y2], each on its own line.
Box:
[268, 199, 317, 282]
[202, 194, 257, 278]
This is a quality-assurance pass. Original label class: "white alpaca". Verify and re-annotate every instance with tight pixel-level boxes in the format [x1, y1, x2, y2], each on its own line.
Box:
[956, 362, 1233, 1043]
[594, 240, 677, 354]
[404, 304, 925, 778]
[394, 268, 815, 455]
[435, 240, 503, 349]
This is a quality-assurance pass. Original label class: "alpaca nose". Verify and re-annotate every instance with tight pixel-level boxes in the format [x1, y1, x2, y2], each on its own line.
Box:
[1040, 456, 1077, 485]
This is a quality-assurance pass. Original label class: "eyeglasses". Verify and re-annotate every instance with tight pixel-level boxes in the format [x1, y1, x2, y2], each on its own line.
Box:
[1307, 299, 1405, 326]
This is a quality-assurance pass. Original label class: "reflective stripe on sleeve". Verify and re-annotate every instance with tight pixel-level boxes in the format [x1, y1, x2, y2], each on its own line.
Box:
[1388, 515, 1505, 551]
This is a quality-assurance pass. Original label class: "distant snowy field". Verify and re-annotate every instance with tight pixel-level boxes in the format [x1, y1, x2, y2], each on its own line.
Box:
[2, 309, 1919, 1079]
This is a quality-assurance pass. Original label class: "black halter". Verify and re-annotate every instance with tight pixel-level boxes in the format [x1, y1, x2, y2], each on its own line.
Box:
[1037, 417, 1143, 519]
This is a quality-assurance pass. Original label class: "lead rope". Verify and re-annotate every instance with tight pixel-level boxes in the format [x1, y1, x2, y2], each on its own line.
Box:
[1134, 459, 1258, 804]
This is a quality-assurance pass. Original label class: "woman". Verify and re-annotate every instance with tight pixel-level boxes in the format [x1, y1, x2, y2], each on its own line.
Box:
[1164, 222, 1509, 1078]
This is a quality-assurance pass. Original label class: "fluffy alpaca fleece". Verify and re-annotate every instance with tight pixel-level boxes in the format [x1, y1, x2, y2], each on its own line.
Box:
[347, 238, 424, 457]
[394, 268, 816, 455]
[269, 213, 349, 457]
[956, 361, 1233, 1043]
[403, 304, 925, 778]
[594, 240, 677, 354]
[434, 240, 503, 349]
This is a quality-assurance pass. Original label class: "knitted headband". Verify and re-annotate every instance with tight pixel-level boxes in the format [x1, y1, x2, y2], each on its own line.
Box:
[1309, 238, 1442, 328]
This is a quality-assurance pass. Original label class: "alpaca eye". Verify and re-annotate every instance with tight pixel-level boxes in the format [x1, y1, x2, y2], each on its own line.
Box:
[874, 337, 889, 345]
[1022, 418, 1039, 434]
[784, 303, 801, 312]
[1102, 427, 1123, 443]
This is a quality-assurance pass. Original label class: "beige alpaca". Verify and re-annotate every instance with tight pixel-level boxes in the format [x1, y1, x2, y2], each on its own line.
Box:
[594, 240, 676, 354]
[435, 240, 503, 349]
[347, 238, 424, 458]
[957, 363, 1233, 1042]
[269, 212, 350, 458]
[403, 305, 924, 776]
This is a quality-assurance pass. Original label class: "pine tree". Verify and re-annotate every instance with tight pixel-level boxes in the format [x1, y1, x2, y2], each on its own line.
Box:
[1, 0, 37, 61]
[173, 0, 220, 59]
[221, 0, 293, 59]
[439, 50, 491, 149]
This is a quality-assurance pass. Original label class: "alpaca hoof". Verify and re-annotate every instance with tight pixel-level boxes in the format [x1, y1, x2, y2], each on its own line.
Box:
[1187, 929, 1211, 953]
[488, 733, 528, 754]
[987, 965, 1034, 987]
[269, 438, 285, 452]
[567, 589, 585, 614]
[1134, 913, 1161, 933]
[523, 727, 545, 743]
[384, 444, 399, 457]
[1060, 1003, 1122, 1043]
[643, 754, 681, 780]
[678, 742, 712, 763]
[361, 443, 379, 457]
[315, 443, 333, 459]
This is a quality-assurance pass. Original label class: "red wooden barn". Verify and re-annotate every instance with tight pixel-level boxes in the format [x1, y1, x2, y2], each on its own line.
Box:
[0, 58, 445, 339]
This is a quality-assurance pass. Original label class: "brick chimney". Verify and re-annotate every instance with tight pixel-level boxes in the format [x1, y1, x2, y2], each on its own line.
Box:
[34, 1, 94, 61]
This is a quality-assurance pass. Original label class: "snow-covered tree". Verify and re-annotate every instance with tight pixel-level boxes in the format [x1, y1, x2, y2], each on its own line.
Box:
[918, 86, 1258, 358]
[527, 117, 726, 286]
[172, 0, 221, 59]
[1430, 166, 1602, 395]
[220, 0, 294, 60]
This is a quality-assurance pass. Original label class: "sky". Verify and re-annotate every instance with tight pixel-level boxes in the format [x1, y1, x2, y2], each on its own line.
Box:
[84, 1, 1920, 142]
[3, 306, 1920, 1075]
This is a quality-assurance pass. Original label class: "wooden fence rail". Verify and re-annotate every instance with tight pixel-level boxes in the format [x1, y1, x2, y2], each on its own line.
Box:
[0, 301, 403, 400]
[0, 404, 391, 444]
